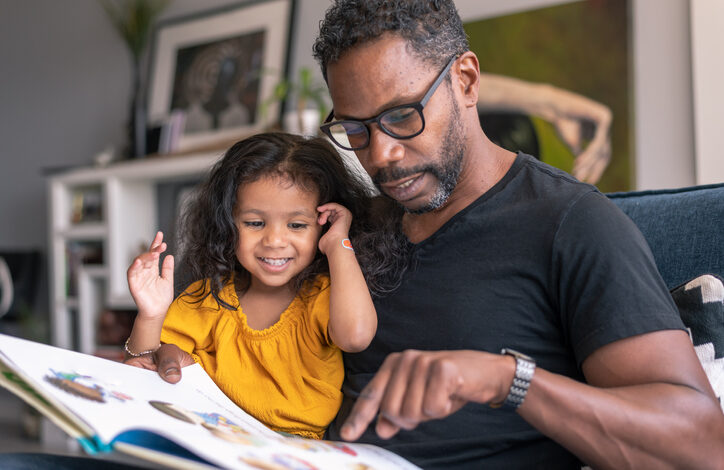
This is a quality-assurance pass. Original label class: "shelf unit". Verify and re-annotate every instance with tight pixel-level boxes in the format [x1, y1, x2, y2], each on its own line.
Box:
[47, 151, 222, 354]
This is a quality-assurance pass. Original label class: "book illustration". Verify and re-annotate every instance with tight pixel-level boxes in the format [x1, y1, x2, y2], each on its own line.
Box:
[149, 400, 267, 446]
[276, 436, 358, 456]
[239, 453, 375, 470]
[240, 453, 319, 470]
[0, 333, 420, 469]
[44, 369, 133, 403]
[321, 440, 357, 456]
[3, 369, 51, 406]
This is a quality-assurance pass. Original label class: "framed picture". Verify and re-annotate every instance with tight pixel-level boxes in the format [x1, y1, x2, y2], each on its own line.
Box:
[147, 0, 295, 152]
[457, 0, 632, 192]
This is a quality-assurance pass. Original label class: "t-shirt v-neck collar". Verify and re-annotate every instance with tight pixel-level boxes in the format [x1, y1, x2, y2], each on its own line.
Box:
[409, 152, 527, 248]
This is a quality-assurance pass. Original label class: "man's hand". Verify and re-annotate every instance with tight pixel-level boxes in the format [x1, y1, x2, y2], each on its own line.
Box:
[124, 344, 195, 384]
[340, 349, 516, 441]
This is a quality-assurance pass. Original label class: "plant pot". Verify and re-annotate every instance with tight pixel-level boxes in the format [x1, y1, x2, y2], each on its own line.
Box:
[283, 109, 321, 136]
[128, 61, 146, 158]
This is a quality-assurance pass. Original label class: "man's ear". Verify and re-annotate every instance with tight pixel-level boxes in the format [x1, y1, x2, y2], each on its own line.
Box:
[456, 51, 480, 109]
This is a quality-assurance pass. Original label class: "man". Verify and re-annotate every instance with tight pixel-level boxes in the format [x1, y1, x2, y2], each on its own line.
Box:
[144, 1, 722, 469]
[305, 1, 723, 469]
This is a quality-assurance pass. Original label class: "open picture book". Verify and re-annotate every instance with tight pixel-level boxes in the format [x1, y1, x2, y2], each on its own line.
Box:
[0, 333, 419, 470]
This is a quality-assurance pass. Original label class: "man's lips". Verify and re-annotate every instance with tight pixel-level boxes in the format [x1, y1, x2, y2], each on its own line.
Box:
[379, 174, 421, 190]
[378, 173, 425, 201]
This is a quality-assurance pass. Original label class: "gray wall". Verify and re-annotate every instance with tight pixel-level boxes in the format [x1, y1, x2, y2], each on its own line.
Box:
[0, 0, 327, 252]
[0, 0, 697, 319]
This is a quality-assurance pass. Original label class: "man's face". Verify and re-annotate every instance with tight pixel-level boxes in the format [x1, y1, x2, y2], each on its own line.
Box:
[326, 36, 465, 214]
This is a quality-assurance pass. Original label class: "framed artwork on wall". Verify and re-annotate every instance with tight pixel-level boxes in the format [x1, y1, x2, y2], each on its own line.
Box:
[147, 0, 295, 152]
[458, 0, 632, 192]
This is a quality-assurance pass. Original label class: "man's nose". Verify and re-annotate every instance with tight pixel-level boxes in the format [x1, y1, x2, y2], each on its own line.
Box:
[365, 125, 404, 169]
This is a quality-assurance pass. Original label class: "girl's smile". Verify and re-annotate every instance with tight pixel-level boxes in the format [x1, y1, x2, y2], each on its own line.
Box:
[234, 175, 322, 291]
[257, 257, 292, 273]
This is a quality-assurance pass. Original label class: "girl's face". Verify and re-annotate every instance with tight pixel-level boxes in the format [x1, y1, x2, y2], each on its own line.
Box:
[234, 174, 323, 292]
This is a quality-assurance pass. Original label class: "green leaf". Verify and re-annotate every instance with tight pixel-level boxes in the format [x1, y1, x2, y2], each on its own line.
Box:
[99, 0, 172, 60]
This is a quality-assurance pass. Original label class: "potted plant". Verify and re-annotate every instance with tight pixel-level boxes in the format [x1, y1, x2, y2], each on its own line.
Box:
[100, 0, 171, 158]
[263, 66, 329, 136]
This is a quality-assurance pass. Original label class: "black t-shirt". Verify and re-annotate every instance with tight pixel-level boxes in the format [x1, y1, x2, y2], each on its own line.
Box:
[328, 154, 684, 469]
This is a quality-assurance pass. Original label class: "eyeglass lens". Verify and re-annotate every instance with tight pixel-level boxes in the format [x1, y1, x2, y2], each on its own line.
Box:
[327, 106, 423, 150]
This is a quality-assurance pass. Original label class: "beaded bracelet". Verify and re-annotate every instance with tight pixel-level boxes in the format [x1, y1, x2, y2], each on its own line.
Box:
[124, 337, 161, 357]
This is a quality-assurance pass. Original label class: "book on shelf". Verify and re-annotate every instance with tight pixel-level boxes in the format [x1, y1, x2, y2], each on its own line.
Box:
[65, 241, 104, 297]
[0, 333, 419, 470]
[70, 186, 103, 224]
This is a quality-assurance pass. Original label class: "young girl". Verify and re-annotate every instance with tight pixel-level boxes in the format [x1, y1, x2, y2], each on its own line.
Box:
[124, 132, 406, 440]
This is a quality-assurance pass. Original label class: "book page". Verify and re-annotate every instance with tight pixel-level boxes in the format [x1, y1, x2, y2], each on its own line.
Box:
[0, 362, 88, 441]
[0, 334, 420, 469]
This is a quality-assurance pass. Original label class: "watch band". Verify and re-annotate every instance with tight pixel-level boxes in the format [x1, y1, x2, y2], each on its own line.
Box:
[498, 348, 536, 409]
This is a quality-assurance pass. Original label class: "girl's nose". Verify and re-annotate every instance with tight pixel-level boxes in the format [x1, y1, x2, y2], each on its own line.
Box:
[263, 225, 288, 247]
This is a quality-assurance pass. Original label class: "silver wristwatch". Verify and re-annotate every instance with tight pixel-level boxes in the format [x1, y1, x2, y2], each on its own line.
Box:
[499, 348, 536, 409]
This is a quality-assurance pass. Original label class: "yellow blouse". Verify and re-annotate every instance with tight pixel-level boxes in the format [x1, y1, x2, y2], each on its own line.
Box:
[160, 275, 342, 439]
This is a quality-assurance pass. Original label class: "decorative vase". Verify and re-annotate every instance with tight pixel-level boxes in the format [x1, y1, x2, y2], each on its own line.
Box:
[128, 60, 146, 158]
[283, 109, 321, 137]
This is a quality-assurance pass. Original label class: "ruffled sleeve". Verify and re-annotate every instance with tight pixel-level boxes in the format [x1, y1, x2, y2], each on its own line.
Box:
[161, 279, 227, 363]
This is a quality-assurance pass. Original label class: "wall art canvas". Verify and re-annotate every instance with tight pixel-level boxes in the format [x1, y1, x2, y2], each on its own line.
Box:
[462, 0, 632, 192]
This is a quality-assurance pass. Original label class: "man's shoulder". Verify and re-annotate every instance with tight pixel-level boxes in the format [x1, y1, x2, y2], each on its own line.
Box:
[469, 153, 598, 217]
[514, 153, 595, 200]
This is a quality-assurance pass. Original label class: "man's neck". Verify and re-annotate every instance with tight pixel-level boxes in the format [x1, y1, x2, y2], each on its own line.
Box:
[402, 143, 516, 243]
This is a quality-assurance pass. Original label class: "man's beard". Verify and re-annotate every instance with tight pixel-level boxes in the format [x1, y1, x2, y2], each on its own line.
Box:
[373, 103, 465, 214]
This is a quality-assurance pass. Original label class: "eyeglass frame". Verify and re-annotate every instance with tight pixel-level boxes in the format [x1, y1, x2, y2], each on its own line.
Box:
[319, 55, 458, 151]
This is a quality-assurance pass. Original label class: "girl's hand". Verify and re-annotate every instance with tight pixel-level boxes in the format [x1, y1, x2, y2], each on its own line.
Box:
[127, 231, 175, 320]
[317, 203, 353, 255]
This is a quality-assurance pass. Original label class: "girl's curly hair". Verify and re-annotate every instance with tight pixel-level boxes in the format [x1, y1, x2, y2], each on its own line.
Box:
[176, 132, 409, 310]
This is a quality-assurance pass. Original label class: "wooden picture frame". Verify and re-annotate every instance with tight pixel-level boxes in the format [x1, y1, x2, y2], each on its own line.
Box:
[147, 0, 295, 152]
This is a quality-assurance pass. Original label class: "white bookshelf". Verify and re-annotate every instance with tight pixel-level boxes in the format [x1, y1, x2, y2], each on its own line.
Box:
[46, 151, 223, 354]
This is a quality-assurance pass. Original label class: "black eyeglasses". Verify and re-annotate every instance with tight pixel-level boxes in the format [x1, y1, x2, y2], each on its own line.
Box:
[320, 56, 458, 151]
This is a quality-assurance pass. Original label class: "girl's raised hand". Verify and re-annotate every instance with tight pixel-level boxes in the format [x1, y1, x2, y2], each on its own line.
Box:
[317, 203, 353, 255]
[127, 231, 175, 319]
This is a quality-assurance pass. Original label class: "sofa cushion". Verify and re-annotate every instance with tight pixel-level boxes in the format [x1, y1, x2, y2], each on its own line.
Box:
[607, 183, 724, 289]
[669, 274, 724, 412]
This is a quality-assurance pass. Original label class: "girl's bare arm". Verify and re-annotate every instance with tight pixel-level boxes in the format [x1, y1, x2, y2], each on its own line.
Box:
[125, 231, 175, 357]
[318, 203, 377, 352]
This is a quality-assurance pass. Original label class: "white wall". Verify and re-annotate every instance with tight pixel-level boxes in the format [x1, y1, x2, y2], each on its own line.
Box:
[690, 0, 724, 185]
[633, 0, 696, 189]
[0, 1, 127, 249]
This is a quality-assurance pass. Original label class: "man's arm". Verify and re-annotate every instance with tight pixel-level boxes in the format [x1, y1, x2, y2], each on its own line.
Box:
[523, 329, 722, 469]
[339, 329, 724, 470]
